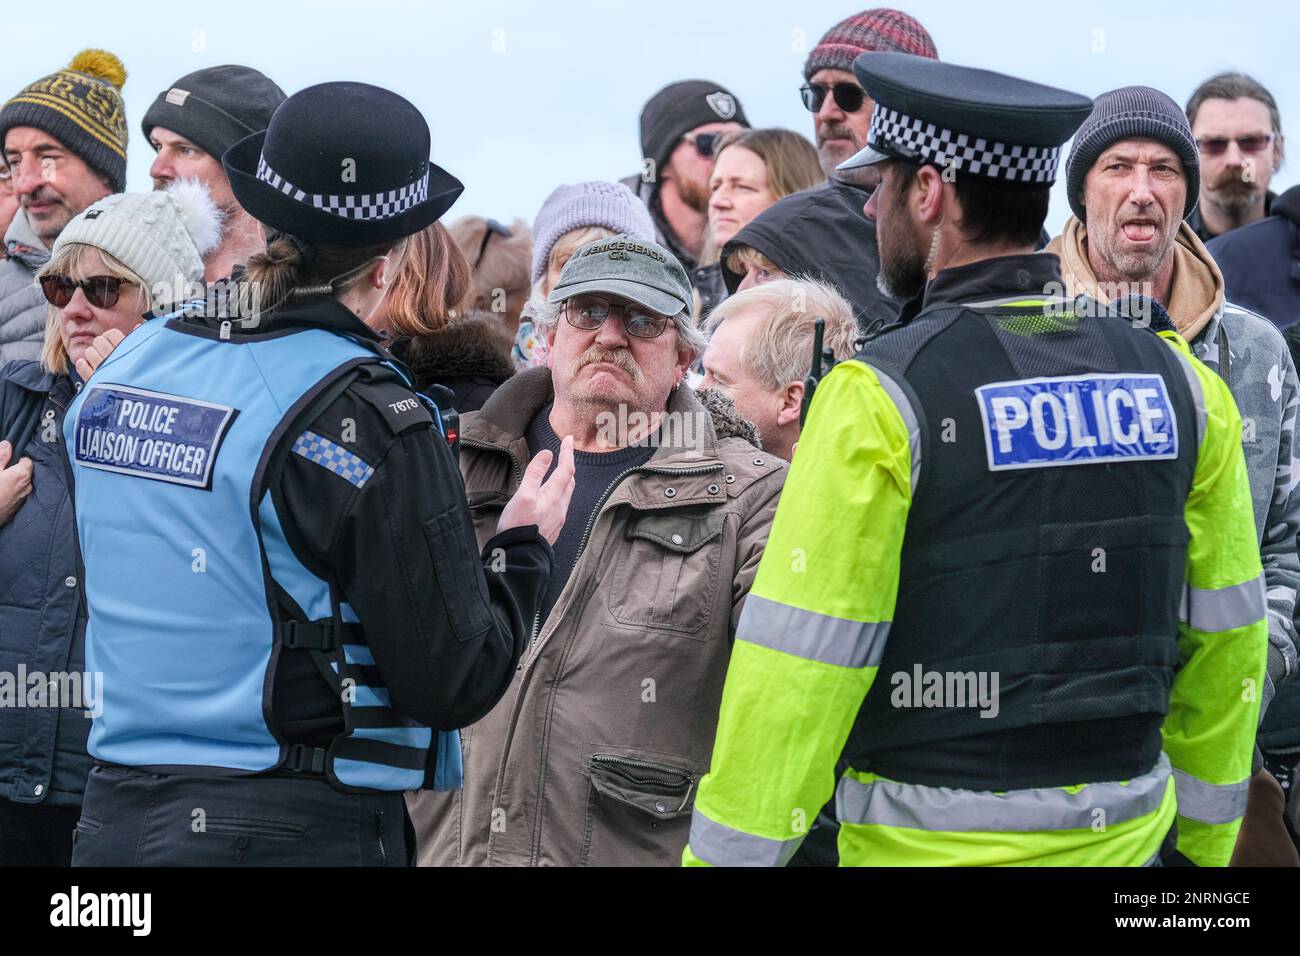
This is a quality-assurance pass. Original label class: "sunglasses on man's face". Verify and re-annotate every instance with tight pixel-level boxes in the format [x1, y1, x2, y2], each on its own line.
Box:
[800, 82, 868, 114]
[564, 295, 669, 339]
[682, 132, 722, 159]
[1195, 133, 1276, 157]
[39, 275, 130, 309]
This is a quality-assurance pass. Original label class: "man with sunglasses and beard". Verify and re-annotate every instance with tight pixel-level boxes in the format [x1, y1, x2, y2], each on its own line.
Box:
[407, 234, 786, 866]
[801, 8, 938, 189]
[709, 8, 940, 345]
[1185, 73, 1285, 244]
[621, 81, 748, 309]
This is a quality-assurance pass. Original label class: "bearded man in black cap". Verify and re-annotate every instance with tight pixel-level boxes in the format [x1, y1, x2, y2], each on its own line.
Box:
[620, 80, 748, 309]
[143, 65, 287, 282]
[63, 82, 574, 867]
[685, 53, 1267, 868]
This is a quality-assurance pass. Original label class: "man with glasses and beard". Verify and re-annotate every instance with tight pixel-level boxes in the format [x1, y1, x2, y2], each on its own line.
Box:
[407, 234, 786, 867]
[621, 81, 748, 306]
[685, 53, 1266, 868]
[1185, 73, 1285, 243]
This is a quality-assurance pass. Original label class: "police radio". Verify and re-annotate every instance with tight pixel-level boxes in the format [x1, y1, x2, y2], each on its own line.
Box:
[801, 317, 843, 428]
[422, 384, 460, 461]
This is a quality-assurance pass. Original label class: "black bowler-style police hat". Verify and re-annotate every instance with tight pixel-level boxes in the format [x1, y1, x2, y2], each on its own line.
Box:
[223, 81, 464, 245]
[838, 52, 1094, 186]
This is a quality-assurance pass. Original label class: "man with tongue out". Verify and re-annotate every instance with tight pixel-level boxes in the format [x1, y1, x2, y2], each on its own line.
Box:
[1047, 85, 1300, 867]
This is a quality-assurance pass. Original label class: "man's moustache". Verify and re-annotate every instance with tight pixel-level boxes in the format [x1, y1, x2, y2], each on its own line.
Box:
[578, 349, 639, 376]
[21, 188, 61, 207]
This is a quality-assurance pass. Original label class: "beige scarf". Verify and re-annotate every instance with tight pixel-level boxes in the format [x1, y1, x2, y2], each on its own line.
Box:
[1044, 216, 1224, 341]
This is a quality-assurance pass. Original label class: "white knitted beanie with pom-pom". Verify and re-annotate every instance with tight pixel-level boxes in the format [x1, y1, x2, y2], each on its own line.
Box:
[51, 178, 223, 312]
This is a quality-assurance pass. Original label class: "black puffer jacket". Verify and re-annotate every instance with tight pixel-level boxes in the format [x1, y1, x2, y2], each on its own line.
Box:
[391, 312, 517, 414]
[0, 361, 91, 808]
[721, 180, 901, 335]
[1208, 185, 1300, 330]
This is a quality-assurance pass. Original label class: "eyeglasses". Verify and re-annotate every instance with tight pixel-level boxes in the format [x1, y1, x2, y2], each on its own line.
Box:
[564, 295, 669, 339]
[38, 274, 130, 309]
[475, 218, 511, 268]
[682, 132, 722, 158]
[1195, 133, 1276, 156]
[800, 82, 868, 114]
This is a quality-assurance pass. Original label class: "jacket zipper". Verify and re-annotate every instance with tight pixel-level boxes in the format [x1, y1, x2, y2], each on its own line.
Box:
[591, 754, 698, 814]
[591, 753, 693, 787]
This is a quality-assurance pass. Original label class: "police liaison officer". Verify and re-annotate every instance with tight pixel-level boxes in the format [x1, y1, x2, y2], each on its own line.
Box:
[63, 83, 575, 866]
[684, 54, 1269, 867]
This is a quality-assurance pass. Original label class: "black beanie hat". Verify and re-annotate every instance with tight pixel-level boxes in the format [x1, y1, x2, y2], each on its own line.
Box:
[142, 65, 286, 161]
[1065, 86, 1200, 223]
[639, 80, 749, 182]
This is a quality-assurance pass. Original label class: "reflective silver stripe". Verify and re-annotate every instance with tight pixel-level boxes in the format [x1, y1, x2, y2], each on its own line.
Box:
[737, 594, 890, 668]
[836, 753, 1172, 832]
[1173, 769, 1249, 825]
[963, 295, 1078, 309]
[1179, 573, 1267, 632]
[1169, 348, 1207, 448]
[866, 364, 921, 491]
[688, 808, 803, 867]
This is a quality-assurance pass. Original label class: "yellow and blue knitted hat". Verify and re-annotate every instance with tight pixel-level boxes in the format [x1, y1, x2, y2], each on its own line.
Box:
[0, 49, 128, 192]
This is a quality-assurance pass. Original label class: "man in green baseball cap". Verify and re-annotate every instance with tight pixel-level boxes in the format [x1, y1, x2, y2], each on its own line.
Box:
[406, 233, 789, 867]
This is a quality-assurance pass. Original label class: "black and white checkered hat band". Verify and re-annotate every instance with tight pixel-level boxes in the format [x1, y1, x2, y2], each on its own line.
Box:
[869, 107, 1061, 184]
[255, 156, 430, 221]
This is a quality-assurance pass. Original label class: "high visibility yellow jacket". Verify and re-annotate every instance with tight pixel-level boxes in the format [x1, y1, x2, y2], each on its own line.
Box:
[684, 329, 1266, 867]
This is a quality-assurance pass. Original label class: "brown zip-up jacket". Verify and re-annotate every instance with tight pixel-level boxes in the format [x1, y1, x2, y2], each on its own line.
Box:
[407, 367, 786, 866]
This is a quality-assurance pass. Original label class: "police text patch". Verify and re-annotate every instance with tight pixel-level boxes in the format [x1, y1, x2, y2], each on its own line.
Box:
[73, 385, 235, 489]
[976, 373, 1177, 471]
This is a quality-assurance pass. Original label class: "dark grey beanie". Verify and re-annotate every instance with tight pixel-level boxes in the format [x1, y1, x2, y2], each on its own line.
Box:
[142, 65, 286, 162]
[1065, 86, 1200, 223]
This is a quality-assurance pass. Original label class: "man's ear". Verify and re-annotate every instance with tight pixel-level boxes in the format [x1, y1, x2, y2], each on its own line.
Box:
[544, 323, 559, 369]
[775, 380, 805, 427]
[914, 165, 946, 226]
[677, 342, 696, 381]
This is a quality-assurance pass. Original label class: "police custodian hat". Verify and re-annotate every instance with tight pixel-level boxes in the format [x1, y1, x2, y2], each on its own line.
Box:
[838, 52, 1094, 186]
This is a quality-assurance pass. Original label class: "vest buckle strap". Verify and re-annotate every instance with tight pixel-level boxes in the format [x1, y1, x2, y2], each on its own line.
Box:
[284, 743, 328, 775]
[282, 619, 338, 651]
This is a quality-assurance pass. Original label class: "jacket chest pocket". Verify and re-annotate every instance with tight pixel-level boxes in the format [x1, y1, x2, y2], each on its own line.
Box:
[607, 509, 723, 637]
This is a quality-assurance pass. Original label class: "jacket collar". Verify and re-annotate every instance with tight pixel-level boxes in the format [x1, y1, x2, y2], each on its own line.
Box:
[920, 253, 1062, 310]
[4, 210, 50, 268]
[176, 292, 384, 344]
[3, 359, 59, 394]
[1046, 216, 1225, 343]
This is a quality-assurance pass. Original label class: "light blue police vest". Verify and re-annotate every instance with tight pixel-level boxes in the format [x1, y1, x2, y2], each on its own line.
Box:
[64, 314, 462, 793]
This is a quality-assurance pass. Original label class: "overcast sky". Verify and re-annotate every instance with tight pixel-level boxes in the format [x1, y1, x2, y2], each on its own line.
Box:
[5, 0, 1296, 238]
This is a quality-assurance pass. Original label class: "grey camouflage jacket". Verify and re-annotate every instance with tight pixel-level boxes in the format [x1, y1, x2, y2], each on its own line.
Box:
[1193, 301, 1300, 705]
